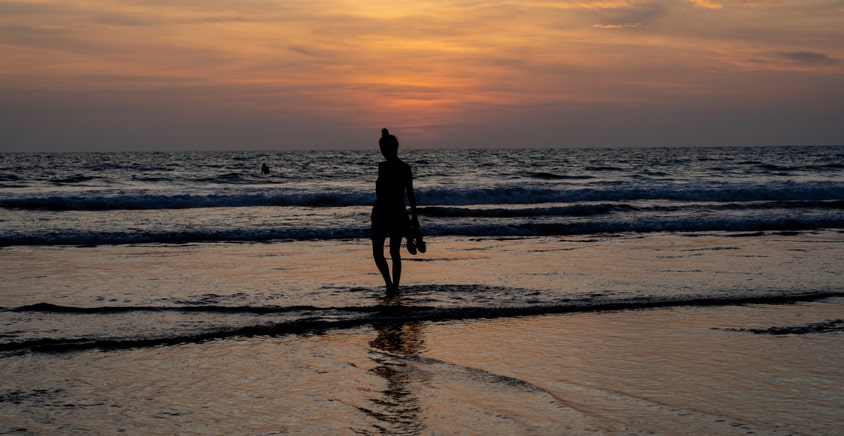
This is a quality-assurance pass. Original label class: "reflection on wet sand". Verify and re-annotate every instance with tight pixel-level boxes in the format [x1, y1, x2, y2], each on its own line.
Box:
[356, 320, 428, 435]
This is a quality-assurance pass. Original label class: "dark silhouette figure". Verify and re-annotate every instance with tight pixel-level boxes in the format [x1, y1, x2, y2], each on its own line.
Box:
[372, 128, 418, 294]
[261, 162, 270, 175]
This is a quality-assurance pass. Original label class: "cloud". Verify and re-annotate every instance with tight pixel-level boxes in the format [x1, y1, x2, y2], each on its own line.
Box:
[687, 0, 784, 8]
[593, 22, 646, 29]
[588, 1, 665, 28]
[530, 0, 656, 10]
[774, 50, 838, 66]
[688, 0, 723, 8]
[288, 45, 320, 58]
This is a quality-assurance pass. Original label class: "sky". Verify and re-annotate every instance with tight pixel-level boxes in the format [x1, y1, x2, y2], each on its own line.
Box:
[1, 0, 843, 152]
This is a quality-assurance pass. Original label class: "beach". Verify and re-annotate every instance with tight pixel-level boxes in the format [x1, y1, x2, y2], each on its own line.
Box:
[2, 0, 844, 428]
[2, 146, 843, 433]
[2, 234, 843, 434]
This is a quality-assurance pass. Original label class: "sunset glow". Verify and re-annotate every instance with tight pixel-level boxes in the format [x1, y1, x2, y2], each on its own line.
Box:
[1, 0, 842, 150]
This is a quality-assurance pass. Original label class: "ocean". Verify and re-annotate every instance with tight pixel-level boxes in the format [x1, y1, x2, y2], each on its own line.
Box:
[1, 145, 843, 434]
[2, 146, 843, 245]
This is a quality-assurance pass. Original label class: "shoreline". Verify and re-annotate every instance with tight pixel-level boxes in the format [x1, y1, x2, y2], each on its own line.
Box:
[2, 300, 842, 434]
[2, 232, 843, 306]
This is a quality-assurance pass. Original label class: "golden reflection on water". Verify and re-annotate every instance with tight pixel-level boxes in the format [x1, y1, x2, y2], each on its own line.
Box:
[357, 321, 428, 435]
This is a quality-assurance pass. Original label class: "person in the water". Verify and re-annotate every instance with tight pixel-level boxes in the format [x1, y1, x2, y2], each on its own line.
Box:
[371, 128, 419, 294]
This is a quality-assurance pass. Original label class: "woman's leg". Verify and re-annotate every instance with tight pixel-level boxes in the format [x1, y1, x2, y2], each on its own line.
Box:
[372, 232, 392, 290]
[389, 233, 403, 289]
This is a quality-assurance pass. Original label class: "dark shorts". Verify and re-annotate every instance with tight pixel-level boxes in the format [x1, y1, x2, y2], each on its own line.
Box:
[371, 205, 410, 239]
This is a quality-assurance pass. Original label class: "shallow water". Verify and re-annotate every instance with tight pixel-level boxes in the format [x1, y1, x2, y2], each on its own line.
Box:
[1, 234, 843, 433]
[421, 303, 844, 434]
[1, 234, 842, 353]
[2, 301, 842, 434]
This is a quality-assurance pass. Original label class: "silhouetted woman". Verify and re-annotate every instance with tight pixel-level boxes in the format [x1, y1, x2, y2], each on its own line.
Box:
[372, 128, 418, 294]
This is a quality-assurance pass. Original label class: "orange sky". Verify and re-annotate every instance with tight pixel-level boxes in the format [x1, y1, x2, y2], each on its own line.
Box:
[1, 0, 842, 151]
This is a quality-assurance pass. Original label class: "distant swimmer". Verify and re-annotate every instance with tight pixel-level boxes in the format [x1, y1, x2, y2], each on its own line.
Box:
[261, 163, 270, 175]
[371, 128, 420, 295]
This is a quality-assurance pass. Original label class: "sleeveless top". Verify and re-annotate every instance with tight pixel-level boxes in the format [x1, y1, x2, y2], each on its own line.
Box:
[373, 159, 412, 220]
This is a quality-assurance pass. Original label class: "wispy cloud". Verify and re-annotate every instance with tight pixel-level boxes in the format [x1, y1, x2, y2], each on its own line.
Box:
[774, 50, 838, 66]
[687, 0, 783, 8]
[593, 22, 646, 29]
[529, 0, 657, 10]
[582, 1, 665, 28]
[688, 0, 724, 8]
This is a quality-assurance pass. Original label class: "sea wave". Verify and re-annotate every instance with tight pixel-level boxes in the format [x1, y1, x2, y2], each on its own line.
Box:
[2, 288, 841, 355]
[0, 190, 373, 211]
[422, 201, 844, 218]
[2, 180, 842, 211]
[1, 211, 841, 246]
[420, 181, 844, 206]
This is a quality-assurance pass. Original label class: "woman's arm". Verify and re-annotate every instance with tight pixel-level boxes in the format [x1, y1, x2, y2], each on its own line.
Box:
[406, 167, 418, 223]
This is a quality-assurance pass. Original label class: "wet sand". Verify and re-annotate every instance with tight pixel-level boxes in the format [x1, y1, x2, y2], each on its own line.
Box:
[2, 300, 842, 434]
[2, 233, 842, 307]
[1, 233, 843, 434]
